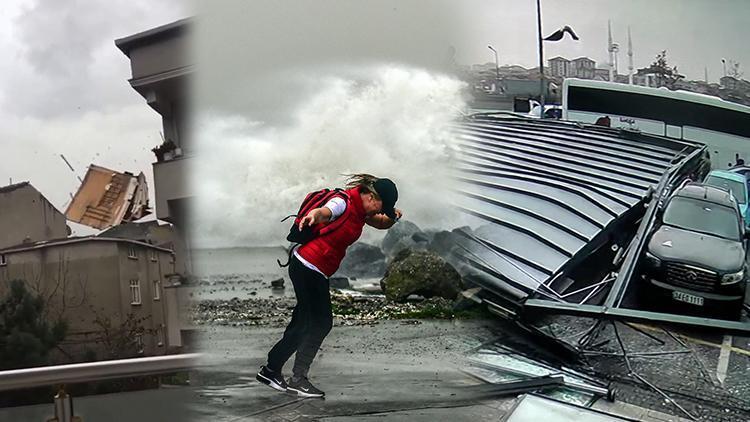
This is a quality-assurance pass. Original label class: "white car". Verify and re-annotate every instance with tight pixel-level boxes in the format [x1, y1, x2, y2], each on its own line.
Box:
[528, 102, 562, 119]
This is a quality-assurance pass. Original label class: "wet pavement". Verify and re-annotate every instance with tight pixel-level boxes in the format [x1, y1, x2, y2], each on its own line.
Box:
[185, 247, 750, 421]
[187, 319, 701, 422]
[189, 320, 516, 421]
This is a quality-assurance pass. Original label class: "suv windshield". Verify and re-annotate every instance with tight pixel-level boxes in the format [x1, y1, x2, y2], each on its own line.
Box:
[662, 197, 740, 240]
[705, 175, 747, 203]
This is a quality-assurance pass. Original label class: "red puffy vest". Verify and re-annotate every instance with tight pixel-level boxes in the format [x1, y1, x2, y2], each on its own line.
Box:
[297, 186, 367, 277]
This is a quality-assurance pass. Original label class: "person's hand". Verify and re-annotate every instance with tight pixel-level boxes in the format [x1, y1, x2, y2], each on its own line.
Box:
[299, 212, 317, 231]
[393, 208, 403, 221]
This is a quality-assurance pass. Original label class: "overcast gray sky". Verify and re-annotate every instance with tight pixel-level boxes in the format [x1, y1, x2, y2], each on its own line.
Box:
[197, 0, 750, 121]
[457, 0, 750, 82]
[4, 1, 743, 242]
[191, 0, 750, 248]
[195, 0, 466, 124]
[193, 0, 471, 247]
[0, 0, 187, 235]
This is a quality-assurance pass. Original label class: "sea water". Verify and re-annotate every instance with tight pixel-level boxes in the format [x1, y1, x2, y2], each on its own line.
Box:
[191, 66, 473, 249]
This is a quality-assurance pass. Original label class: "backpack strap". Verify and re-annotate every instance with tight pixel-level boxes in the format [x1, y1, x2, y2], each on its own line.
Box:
[276, 246, 295, 268]
[317, 189, 351, 236]
[277, 188, 351, 269]
[280, 214, 297, 223]
[297, 190, 332, 221]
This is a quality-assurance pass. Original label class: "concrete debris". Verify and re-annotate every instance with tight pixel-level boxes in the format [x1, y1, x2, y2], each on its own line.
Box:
[329, 277, 351, 289]
[453, 288, 484, 312]
[270, 278, 285, 290]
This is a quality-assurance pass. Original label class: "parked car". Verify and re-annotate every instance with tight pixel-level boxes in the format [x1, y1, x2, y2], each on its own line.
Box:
[729, 164, 750, 197]
[704, 169, 750, 227]
[512, 98, 563, 119]
[528, 103, 562, 119]
[640, 183, 748, 320]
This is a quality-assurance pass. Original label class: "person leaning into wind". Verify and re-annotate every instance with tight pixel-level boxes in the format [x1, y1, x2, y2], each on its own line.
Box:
[257, 174, 402, 398]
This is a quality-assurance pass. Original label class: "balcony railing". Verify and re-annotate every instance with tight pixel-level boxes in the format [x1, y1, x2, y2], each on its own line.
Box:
[0, 353, 202, 422]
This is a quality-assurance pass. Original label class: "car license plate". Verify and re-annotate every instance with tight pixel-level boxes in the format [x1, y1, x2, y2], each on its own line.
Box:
[672, 291, 704, 306]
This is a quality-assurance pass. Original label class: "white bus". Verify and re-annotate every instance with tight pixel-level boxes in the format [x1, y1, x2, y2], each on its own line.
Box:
[562, 79, 750, 169]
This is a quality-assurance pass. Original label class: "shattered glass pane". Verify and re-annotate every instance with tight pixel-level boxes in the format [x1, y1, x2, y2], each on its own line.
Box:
[467, 343, 607, 406]
[507, 394, 630, 421]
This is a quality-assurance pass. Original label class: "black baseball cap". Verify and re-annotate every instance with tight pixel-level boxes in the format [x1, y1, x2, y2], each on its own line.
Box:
[373, 178, 398, 219]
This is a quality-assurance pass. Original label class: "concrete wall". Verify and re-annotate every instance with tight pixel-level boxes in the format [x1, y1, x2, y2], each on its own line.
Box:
[116, 242, 175, 355]
[127, 34, 189, 81]
[153, 157, 189, 222]
[100, 221, 190, 276]
[0, 240, 176, 361]
[120, 21, 193, 275]
[0, 184, 68, 249]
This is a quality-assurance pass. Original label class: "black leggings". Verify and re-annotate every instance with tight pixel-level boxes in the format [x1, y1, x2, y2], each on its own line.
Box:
[267, 255, 333, 378]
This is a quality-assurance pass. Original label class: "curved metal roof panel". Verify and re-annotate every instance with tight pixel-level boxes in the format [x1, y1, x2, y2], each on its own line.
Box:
[452, 116, 701, 299]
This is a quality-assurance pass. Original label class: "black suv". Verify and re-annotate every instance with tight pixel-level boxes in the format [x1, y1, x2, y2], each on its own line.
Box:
[641, 183, 748, 319]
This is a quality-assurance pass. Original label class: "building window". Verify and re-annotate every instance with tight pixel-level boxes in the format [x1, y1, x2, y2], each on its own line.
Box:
[135, 334, 144, 354]
[150, 249, 157, 262]
[130, 279, 141, 305]
[128, 245, 137, 259]
[0, 254, 6, 266]
[153, 280, 161, 300]
[157, 326, 165, 347]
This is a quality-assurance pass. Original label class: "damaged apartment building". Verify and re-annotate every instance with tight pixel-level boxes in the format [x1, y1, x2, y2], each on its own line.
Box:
[115, 18, 193, 278]
[0, 19, 192, 364]
[0, 181, 185, 360]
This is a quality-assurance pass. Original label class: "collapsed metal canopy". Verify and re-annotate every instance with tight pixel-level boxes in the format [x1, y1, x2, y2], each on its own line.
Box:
[451, 115, 700, 304]
[452, 114, 750, 334]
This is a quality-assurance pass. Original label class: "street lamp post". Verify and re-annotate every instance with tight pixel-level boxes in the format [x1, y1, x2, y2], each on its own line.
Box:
[536, 2, 579, 119]
[536, 0, 545, 117]
[488, 45, 500, 93]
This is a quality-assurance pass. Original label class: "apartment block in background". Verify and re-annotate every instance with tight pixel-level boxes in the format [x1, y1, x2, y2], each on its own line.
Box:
[0, 237, 180, 360]
[0, 182, 68, 250]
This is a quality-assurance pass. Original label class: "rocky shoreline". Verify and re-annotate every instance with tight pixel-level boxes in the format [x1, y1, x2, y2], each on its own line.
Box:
[191, 221, 486, 327]
[192, 290, 489, 327]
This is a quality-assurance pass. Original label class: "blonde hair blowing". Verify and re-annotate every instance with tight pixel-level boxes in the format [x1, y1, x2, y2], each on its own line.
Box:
[344, 174, 380, 199]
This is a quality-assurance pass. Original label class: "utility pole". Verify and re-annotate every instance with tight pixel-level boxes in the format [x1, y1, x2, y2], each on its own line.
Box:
[488, 45, 500, 93]
[536, 0, 545, 118]
[536, 3, 579, 118]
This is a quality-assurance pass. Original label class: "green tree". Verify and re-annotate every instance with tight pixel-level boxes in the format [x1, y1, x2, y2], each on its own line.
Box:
[0, 280, 67, 370]
[638, 50, 684, 89]
[91, 309, 154, 359]
[727, 59, 743, 79]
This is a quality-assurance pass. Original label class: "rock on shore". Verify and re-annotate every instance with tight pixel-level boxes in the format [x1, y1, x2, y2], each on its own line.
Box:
[380, 249, 463, 302]
[335, 242, 387, 278]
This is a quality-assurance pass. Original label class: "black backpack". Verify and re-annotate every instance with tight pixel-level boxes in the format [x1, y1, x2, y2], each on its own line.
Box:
[277, 188, 350, 267]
